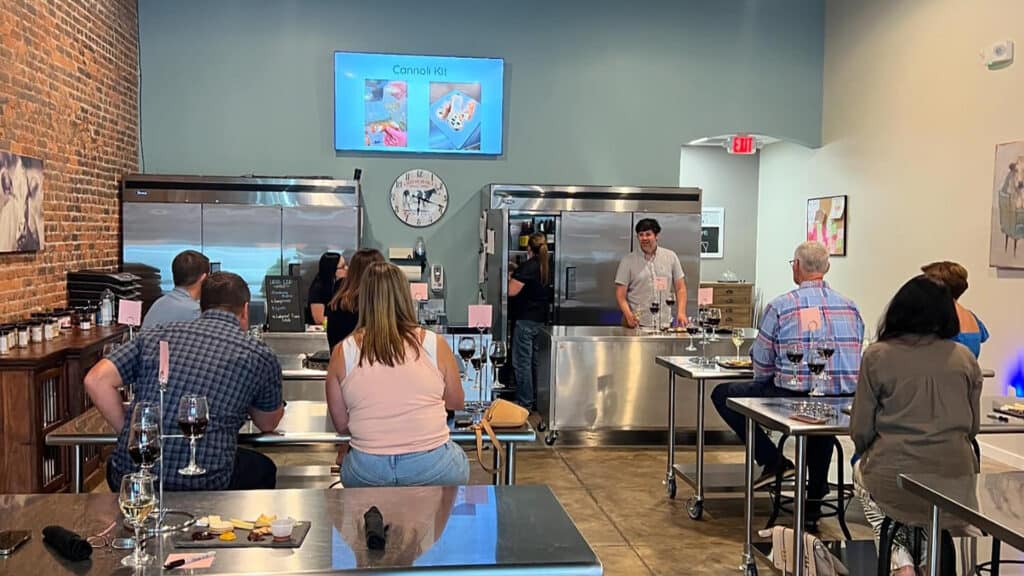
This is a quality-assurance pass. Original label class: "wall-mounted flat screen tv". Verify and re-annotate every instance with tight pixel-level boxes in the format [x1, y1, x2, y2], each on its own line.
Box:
[334, 52, 504, 155]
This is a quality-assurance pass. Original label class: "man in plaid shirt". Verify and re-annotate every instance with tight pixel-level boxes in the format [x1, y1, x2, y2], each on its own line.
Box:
[711, 241, 864, 529]
[86, 272, 284, 491]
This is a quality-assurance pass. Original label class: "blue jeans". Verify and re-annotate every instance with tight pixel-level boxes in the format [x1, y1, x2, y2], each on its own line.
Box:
[513, 319, 543, 408]
[340, 440, 469, 487]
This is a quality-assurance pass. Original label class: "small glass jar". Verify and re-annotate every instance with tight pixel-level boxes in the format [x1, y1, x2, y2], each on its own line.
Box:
[29, 321, 44, 343]
[0, 326, 10, 355]
[78, 307, 93, 331]
[16, 324, 30, 348]
[45, 316, 59, 340]
[55, 309, 72, 331]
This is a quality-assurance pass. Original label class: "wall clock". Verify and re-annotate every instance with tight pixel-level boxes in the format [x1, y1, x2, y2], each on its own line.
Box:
[390, 169, 449, 227]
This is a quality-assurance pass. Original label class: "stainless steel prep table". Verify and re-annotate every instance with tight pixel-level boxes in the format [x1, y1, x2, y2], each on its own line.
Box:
[654, 354, 753, 520]
[728, 396, 1024, 576]
[537, 325, 752, 445]
[0, 485, 602, 575]
[47, 401, 536, 492]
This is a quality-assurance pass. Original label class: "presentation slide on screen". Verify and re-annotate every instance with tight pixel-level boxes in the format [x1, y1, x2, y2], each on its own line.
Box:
[334, 52, 504, 155]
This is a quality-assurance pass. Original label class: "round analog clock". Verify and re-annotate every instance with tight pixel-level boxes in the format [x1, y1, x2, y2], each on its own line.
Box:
[390, 169, 449, 228]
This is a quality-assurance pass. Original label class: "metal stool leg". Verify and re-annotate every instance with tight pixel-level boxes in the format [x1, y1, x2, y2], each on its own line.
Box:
[833, 438, 852, 540]
[879, 516, 893, 576]
[765, 434, 789, 529]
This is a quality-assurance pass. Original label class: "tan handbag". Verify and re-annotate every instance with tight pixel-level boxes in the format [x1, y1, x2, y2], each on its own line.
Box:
[473, 399, 529, 474]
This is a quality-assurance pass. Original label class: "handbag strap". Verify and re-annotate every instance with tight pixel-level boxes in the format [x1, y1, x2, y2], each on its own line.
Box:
[474, 417, 506, 475]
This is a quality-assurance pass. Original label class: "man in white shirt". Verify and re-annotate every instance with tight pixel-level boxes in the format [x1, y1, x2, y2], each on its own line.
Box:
[614, 218, 687, 328]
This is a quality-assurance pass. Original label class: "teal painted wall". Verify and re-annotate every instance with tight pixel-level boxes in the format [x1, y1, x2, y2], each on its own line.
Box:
[138, 0, 824, 321]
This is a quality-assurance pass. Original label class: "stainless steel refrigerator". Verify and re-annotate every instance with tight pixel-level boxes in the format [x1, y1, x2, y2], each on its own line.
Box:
[479, 184, 702, 340]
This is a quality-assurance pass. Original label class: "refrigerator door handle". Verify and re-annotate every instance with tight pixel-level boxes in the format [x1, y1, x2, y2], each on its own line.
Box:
[564, 266, 577, 300]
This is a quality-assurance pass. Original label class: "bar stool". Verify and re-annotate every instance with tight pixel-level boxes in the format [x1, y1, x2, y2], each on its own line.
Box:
[764, 434, 854, 540]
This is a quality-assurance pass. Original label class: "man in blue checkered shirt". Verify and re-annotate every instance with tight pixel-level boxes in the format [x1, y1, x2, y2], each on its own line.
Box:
[711, 241, 864, 530]
[86, 272, 284, 491]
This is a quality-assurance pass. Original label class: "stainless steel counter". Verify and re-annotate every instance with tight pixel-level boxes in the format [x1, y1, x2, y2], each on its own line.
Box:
[0, 486, 601, 575]
[537, 326, 756, 444]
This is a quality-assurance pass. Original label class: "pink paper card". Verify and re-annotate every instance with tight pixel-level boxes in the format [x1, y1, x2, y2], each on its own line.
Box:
[654, 276, 669, 292]
[698, 287, 714, 306]
[164, 552, 216, 570]
[410, 283, 429, 301]
[799, 307, 823, 332]
[468, 305, 493, 329]
[117, 299, 142, 326]
[158, 341, 169, 384]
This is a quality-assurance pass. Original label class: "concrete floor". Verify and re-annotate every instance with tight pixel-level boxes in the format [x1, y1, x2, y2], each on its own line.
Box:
[97, 439, 1022, 575]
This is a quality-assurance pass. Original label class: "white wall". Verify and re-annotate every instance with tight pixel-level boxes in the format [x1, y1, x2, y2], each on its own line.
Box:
[757, 0, 1024, 464]
[679, 147, 760, 283]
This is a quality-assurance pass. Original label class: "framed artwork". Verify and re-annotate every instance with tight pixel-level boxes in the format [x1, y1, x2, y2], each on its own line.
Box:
[990, 141, 1024, 269]
[700, 207, 724, 259]
[0, 150, 44, 253]
[806, 195, 846, 256]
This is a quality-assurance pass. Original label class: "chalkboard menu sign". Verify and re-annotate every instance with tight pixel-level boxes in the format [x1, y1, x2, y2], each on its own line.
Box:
[265, 275, 304, 332]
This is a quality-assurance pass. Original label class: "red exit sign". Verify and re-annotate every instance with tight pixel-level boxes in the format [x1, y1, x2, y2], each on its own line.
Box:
[729, 135, 756, 155]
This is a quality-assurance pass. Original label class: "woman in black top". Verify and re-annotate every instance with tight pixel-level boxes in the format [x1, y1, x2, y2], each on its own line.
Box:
[508, 233, 550, 410]
[326, 248, 384, 351]
[308, 252, 344, 326]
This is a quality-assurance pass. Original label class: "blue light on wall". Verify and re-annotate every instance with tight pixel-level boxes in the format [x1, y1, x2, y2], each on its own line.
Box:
[1006, 353, 1024, 397]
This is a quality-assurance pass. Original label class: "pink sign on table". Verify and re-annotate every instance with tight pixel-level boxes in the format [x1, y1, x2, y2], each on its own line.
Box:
[468, 305, 493, 329]
[410, 282, 429, 301]
[117, 299, 142, 326]
[698, 287, 714, 306]
[158, 341, 170, 384]
[799, 307, 823, 332]
[654, 276, 669, 292]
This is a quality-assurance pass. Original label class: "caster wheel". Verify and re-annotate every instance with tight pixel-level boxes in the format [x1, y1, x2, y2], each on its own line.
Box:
[666, 478, 677, 499]
[537, 421, 548, 432]
[544, 432, 558, 446]
[686, 498, 703, 520]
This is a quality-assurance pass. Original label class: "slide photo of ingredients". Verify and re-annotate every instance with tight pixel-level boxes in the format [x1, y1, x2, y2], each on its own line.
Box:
[363, 79, 408, 148]
[429, 83, 482, 151]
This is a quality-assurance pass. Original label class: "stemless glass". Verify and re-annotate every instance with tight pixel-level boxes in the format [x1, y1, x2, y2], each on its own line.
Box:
[119, 473, 156, 567]
[489, 341, 507, 391]
[685, 316, 699, 352]
[177, 395, 208, 476]
[128, 402, 161, 474]
[785, 342, 805, 388]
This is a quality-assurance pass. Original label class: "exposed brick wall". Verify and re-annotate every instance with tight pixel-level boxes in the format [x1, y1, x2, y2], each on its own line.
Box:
[0, 0, 138, 322]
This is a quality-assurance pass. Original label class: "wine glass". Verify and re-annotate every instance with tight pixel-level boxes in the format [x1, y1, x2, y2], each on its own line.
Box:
[489, 341, 507, 391]
[806, 346, 827, 396]
[816, 337, 836, 386]
[649, 300, 662, 332]
[731, 328, 745, 360]
[119, 473, 156, 567]
[177, 395, 208, 476]
[685, 316, 699, 352]
[128, 402, 161, 474]
[706, 308, 722, 341]
[457, 337, 475, 377]
[665, 293, 677, 324]
[785, 342, 804, 388]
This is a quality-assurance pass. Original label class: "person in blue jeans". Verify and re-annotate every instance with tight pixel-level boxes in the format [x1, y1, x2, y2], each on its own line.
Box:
[509, 233, 551, 410]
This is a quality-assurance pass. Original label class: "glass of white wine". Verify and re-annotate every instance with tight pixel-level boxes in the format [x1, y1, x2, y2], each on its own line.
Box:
[731, 328, 745, 360]
[119, 472, 156, 567]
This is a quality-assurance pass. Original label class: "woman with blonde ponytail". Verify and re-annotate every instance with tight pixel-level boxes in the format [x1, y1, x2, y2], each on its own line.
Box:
[508, 232, 551, 410]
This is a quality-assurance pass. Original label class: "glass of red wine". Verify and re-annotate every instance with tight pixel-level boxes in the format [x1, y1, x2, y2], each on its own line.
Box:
[685, 316, 699, 352]
[817, 337, 835, 386]
[177, 394, 208, 476]
[806, 346, 827, 396]
[489, 341, 507, 391]
[128, 402, 161, 474]
[649, 300, 661, 332]
[785, 342, 804, 388]
[457, 337, 475, 377]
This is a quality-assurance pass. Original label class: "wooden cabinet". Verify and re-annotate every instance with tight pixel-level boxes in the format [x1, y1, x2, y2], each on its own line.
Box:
[0, 326, 127, 493]
[701, 282, 755, 328]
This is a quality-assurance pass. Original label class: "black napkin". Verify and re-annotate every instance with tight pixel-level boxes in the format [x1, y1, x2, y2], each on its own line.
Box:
[42, 525, 92, 562]
[363, 506, 388, 550]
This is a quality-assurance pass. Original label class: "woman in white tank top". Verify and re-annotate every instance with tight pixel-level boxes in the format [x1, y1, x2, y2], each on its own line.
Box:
[325, 262, 468, 487]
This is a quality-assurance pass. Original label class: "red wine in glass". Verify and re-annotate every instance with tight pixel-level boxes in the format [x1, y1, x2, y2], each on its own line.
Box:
[807, 361, 826, 375]
[817, 346, 835, 359]
[786, 350, 804, 364]
[178, 418, 208, 439]
[129, 442, 160, 467]
[470, 356, 484, 371]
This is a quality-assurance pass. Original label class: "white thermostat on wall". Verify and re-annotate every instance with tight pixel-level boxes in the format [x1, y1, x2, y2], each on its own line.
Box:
[390, 169, 449, 228]
[983, 40, 1014, 68]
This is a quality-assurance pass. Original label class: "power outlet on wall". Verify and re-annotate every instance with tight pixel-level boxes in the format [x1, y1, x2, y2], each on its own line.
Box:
[982, 40, 1014, 69]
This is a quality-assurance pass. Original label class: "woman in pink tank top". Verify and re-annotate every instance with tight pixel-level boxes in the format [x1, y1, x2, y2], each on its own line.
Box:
[325, 262, 468, 487]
